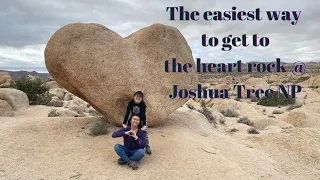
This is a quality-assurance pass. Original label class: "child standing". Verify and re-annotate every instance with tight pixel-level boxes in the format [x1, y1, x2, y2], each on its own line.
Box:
[122, 91, 152, 154]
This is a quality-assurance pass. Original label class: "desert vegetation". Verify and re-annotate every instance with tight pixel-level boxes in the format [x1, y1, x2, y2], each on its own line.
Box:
[90, 121, 108, 136]
[13, 76, 52, 105]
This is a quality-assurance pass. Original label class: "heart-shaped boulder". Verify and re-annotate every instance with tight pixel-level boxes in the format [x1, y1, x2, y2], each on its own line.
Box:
[44, 23, 198, 126]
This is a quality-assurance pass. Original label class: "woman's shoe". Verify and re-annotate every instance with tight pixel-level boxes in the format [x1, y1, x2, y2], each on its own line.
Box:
[117, 158, 127, 165]
[127, 160, 139, 170]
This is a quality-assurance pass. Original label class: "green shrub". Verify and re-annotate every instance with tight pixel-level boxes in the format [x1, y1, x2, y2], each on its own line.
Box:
[14, 76, 51, 105]
[257, 91, 295, 107]
[90, 121, 108, 136]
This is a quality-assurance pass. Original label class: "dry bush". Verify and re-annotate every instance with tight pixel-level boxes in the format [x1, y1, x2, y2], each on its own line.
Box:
[186, 104, 195, 110]
[237, 116, 254, 126]
[197, 107, 217, 127]
[220, 108, 239, 117]
[90, 121, 108, 136]
[247, 128, 259, 134]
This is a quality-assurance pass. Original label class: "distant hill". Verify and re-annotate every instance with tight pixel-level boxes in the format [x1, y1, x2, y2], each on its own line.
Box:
[0, 70, 51, 81]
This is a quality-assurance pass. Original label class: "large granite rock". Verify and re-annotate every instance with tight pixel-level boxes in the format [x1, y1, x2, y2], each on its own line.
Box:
[0, 72, 11, 84]
[44, 23, 198, 126]
[0, 100, 14, 117]
[238, 78, 270, 99]
[0, 88, 29, 111]
[0, 72, 12, 88]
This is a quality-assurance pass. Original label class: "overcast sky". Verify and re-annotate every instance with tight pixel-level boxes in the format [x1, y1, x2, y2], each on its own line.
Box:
[1, 0, 319, 72]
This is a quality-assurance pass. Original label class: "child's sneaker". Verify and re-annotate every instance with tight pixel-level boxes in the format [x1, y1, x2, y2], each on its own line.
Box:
[146, 145, 152, 155]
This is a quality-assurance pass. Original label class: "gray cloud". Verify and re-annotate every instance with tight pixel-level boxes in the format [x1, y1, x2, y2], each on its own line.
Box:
[0, 0, 319, 72]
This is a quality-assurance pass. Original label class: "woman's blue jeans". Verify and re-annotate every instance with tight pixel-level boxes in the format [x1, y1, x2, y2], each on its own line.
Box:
[114, 144, 145, 161]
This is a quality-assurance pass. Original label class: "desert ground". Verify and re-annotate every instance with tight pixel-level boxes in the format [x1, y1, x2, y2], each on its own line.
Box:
[1, 70, 320, 180]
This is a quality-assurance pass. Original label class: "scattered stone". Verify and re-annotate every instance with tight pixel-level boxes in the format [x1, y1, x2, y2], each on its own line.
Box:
[69, 106, 85, 115]
[64, 93, 72, 101]
[46, 81, 60, 90]
[49, 88, 65, 100]
[57, 109, 79, 117]
[272, 110, 284, 114]
[48, 99, 64, 107]
[268, 115, 276, 118]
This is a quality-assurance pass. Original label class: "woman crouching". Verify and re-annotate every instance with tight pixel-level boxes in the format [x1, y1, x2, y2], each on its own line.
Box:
[112, 115, 146, 170]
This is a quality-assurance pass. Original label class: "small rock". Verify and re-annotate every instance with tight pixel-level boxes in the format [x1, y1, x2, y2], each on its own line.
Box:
[49, 88, 65, 100]
[46, 81, 60, 89]
[268, 115, 276, 118]
[64, 93, 72, 101]
[48, 99, 64, 107]
[57, 109, 79, 117]
[272, 110, 284, 114]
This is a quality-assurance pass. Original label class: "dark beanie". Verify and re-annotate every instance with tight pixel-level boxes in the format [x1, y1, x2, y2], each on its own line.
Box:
[134, 91, 144, 97]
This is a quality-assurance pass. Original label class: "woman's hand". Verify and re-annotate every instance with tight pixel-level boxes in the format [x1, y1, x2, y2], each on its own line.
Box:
[125, 130, 137, 138]
[124, 131, 131, 136]
[141, 127, 147, 131]
[122, 124, 127, 128]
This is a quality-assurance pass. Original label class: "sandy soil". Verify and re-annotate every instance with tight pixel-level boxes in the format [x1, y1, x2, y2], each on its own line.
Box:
[0, 104, 320, 180]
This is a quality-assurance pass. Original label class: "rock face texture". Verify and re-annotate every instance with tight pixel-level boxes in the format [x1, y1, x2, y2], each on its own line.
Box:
[44, 23, 198, 126]
[0, 100, 14, 117]
[0, 72, 13, 88]
[46, 81, 60, 90]
[0, 72, 11, 84]
[0, 88, 29, 111]
[306, 75, 320, 87]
